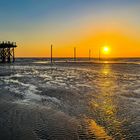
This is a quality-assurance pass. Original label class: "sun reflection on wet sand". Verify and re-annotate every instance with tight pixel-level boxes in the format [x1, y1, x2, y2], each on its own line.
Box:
[83, 117, 113, 140]
[88, 64, 126, 139]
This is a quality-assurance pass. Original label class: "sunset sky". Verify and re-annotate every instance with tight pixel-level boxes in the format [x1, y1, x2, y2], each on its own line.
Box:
[0, 0, 140, 57]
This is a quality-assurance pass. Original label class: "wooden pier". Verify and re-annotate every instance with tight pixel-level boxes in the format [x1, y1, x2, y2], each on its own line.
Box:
[0, 41, 17, 63]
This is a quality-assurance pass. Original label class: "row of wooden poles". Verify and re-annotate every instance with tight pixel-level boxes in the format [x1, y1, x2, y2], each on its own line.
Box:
[50, 45, 91, 63]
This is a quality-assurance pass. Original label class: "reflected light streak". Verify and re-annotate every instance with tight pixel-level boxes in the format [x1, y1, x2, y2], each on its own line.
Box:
[84, 118, 113, 139]
[89, 65, 125, 139]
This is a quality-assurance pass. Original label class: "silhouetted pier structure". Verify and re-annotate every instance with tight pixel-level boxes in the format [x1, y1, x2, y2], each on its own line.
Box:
[0, 41, 17, 63]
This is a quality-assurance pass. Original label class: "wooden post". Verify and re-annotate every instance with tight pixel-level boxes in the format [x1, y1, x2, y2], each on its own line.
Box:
[13, 47, 15, 62]
[74, 47, 76, 62]
[51, 44, 53, 63]
[7, 48, 11, 63]
[89, 49, 91, 61]
[99, 47, 101, 61]
[2, 48, 5, 63]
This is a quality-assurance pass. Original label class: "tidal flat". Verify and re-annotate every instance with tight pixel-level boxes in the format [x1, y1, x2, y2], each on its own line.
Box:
[0, 58, 140, 140]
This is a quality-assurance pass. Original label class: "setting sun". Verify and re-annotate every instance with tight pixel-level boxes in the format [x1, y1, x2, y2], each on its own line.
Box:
[103, 46, 110, 54]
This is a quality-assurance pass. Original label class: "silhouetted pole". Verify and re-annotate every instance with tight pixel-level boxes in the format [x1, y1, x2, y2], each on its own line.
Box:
[99, 47, 101, 61]
[7, 48, 11, 63]
[51, 44, 53, 63]
[74, 47, 76, 62]
[89, 49, 91, 61]
[13, 47, 15, 62]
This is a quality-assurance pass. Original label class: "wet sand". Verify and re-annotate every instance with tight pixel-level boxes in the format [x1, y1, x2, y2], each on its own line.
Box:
[0, 60, 140, 140]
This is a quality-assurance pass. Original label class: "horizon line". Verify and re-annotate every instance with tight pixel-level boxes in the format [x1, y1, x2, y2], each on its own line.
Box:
[16, 57, 140, 59]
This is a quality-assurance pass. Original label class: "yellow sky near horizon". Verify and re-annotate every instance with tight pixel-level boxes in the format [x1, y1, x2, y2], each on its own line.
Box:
[15, 23, 140, 58]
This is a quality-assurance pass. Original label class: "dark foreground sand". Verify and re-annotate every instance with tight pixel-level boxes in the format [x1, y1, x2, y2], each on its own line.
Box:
[0, 60, 140, 140]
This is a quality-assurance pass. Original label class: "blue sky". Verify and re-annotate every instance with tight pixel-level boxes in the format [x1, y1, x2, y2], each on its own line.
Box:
[0, 0, 139, 34]
[0, 0, 139, 26]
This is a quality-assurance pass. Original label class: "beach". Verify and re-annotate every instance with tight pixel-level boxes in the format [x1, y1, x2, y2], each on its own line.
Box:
[0, 58, 140, 140]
